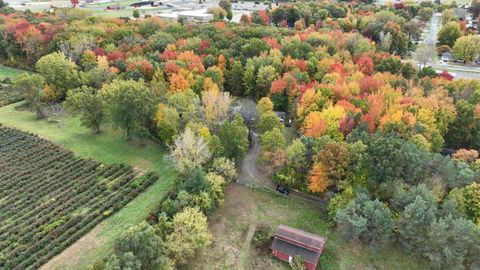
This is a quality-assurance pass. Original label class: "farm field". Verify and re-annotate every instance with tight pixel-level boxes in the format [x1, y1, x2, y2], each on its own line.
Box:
[0, 125, 159, 269]
[0, 103, 176, 269]
[192, 184, 430, 270]
[0, 84, 22, 107]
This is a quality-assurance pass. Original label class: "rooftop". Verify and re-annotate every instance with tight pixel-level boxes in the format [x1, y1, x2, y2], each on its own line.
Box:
[275, 224, 326, 251]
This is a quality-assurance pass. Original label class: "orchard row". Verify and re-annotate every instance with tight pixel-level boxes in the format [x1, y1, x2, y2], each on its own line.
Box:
[0, 125, 158, 270]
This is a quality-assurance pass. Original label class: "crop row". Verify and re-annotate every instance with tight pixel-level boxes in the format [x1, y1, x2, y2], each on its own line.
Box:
[0, 84, 22, 107]
[0, 125, 159, 270]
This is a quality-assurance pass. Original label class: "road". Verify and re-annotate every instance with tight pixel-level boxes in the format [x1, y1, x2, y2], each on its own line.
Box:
[414, 12, 480, 79]
[422, 12, 441, 46]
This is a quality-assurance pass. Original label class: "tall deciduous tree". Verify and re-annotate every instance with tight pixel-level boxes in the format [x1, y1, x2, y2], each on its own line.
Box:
[101, 79, 156, 139]
[36, 52, 79, 100]
[257, 111, 283, 134]
[65, 86, 105, 133]
[437, 21, 462, 48]
[201, 78, 232, 129]
[155, 103, 181, 143]
[169, 128, 211, 176]
[218, 115, 249, 162]
[225, 60, 244, 96]
[166, 207, 212, 266]
[452, 35, 480, 62]
[13, 73, 44, 115]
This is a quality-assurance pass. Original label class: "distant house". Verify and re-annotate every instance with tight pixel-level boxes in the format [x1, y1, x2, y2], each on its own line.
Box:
[271, 225, 326, 270]
[130, 1, 154, 7]
[155, 10, 213, 23]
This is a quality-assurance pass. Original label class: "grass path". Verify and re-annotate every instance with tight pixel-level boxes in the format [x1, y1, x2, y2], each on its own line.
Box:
[237, 211, 257, 270]
[0, 103, 176, 269]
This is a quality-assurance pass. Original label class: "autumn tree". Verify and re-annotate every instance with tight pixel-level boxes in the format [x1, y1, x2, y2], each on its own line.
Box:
[201, 78, 232, 129]
[260, 127, 287, 175]
[452, 35, 480, 62]
[437, 21, 462, 47]
[287, 139, 307, 172]
[169, 128, 211, 176]
[65, 86, 105, 133]
[308, 162, 330, 193]
[256, 65, 278, 99]
[101, 79, 156, 139]
[205, 172, 226, 206]
[464, 182, 480, 225]
[210, 157, 237, 183]
[13, 73, 44, 116]
[167, 90, 200, 126]
[219, 0, 231, 13]
[257, 111, 283, 134]
[166, 207, 212, 266]
[257, 97, 274, 115]
[155, 103, 181, 144]
[317, 142, 350, 190]
[36, 52, 79, 100]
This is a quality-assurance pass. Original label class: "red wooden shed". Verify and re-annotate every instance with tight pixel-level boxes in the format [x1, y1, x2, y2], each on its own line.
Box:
[271, 225, 326, 270]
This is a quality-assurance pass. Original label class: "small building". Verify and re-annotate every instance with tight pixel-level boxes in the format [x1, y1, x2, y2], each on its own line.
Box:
[130, 0, 154, 7]
[271, 225, 326, 270]
[177, 10, 213, 23]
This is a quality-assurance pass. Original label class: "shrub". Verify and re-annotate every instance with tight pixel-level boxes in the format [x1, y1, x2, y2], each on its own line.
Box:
[252, 224, 272, 256]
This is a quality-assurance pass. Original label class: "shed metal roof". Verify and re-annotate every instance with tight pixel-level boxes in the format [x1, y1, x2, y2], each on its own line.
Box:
[274, 225, 326, 251]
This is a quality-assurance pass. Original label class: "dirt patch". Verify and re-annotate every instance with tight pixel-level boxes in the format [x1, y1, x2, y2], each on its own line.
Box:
[39, 224, 105, 270]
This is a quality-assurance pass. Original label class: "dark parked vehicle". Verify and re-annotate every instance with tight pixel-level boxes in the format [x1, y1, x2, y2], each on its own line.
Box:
[276, 184, 289, 195]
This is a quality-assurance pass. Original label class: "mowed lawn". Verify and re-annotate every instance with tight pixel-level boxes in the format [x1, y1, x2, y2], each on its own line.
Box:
[193, 184, 430, 270]
[0, 65, 30, 80]
[0, 103, 176, 270]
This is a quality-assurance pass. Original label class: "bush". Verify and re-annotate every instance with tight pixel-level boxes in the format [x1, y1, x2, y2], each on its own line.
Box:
[252, 224, 272, 256]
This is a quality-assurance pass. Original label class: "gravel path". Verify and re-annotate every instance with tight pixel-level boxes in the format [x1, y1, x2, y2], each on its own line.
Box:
[237, 132, 328, 209]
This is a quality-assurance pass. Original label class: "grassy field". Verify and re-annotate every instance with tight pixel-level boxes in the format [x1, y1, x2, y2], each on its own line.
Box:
[0, 65, 30, 80]
[192, 184, 430, 270]
[0, 103, 176, 270]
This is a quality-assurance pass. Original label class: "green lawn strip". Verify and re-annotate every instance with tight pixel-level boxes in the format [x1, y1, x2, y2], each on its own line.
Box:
[0, 65, 31, 80]
[0, 102, 169, 172]
[0, 102, 176, 269]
